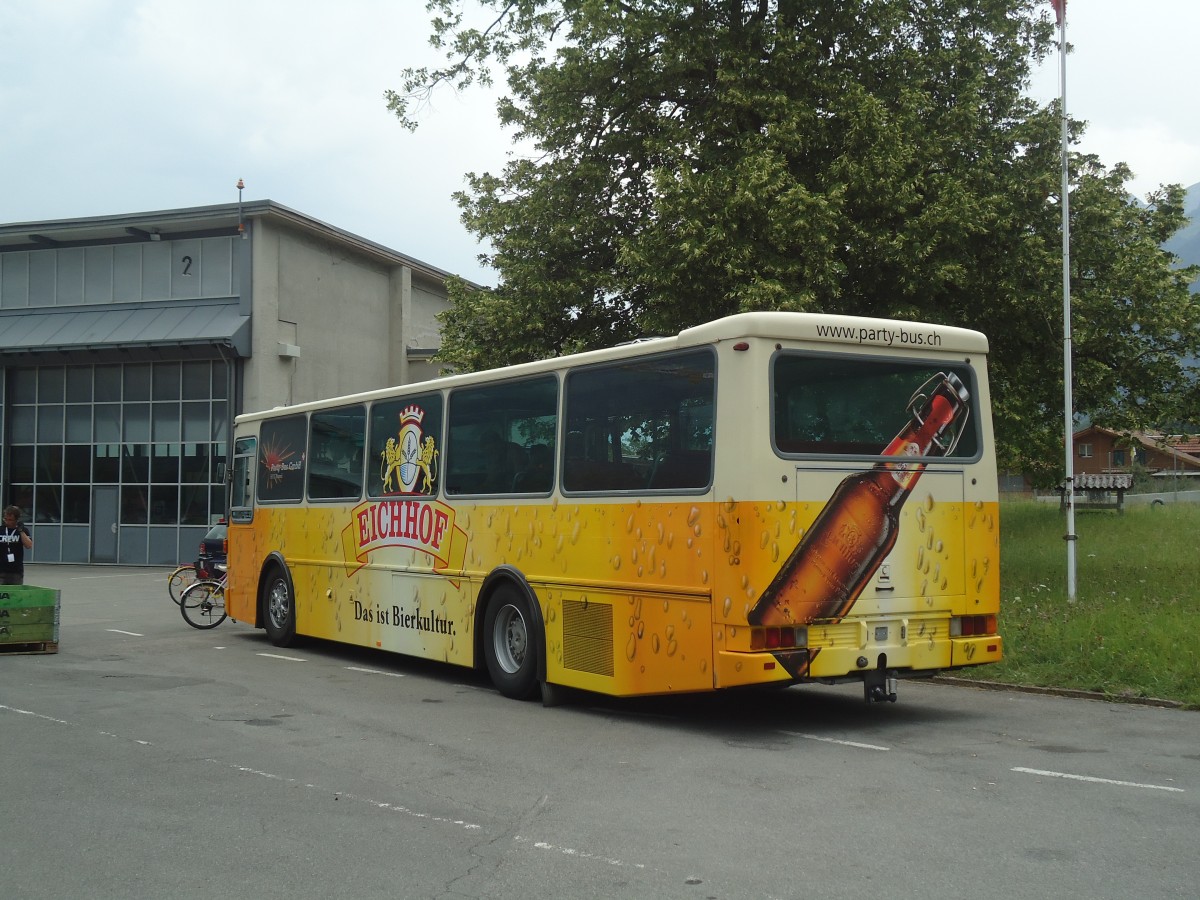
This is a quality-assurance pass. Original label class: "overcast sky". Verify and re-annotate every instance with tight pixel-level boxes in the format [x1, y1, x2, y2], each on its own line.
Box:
[2, 1, 1197, 288]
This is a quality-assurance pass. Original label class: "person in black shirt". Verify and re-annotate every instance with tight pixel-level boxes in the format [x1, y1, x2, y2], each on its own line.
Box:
[1, 505, 34, 585]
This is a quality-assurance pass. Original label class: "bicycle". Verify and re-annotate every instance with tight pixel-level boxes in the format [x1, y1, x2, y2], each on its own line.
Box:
[167, 563, 199, 605]
[179, 567, 228, 629]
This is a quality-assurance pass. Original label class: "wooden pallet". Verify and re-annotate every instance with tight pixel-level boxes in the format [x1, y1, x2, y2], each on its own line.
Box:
[0, 640, 58, 655]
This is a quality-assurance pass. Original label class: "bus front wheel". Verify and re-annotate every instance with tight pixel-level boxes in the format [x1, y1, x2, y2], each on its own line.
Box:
[484, 586, 539, 700]
[263, 569, 297, 647]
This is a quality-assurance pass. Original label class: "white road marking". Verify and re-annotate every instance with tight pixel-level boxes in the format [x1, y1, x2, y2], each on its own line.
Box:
[257, 652, 306, 662]
[1012, 767, 1184, 792]
[218, 761, 483, 831]
[69, 572, 159, 579]
[0, 704, 71, 724]
[107, 628, 144, 636]
[782, 731, 891, 751]
[345, 666, 405, 677]
[514, 835, 647, 870]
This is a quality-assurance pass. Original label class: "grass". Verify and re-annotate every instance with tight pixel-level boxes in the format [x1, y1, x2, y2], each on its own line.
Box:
[955, 501, 1200, 709]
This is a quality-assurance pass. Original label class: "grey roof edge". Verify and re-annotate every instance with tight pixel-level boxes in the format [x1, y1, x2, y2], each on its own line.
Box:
[0, 200, 486, 290]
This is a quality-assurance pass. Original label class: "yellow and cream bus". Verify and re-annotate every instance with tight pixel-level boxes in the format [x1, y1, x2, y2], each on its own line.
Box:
[225, 312, 1001, 703]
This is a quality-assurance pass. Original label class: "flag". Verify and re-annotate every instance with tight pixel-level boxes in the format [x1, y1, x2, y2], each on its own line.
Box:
[1050, 0, 1066, 25]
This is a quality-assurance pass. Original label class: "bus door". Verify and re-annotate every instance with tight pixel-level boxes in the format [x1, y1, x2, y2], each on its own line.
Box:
[226, 436, 258, 620]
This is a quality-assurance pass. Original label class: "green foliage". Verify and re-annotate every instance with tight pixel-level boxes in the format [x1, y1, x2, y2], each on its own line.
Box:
[969, 502, 1200, 707]
[392, 2, 1200, 481]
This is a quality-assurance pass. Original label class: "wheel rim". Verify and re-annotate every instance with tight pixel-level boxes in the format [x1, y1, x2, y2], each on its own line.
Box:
[267, 579, 291, 630]
[492, 603, 528, 675]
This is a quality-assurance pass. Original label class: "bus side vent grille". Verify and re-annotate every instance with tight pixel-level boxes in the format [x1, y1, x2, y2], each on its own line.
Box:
[562, 599, 614, 677]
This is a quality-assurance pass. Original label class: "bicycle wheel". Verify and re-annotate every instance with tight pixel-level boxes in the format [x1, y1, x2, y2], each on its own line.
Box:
[168, 565, 198, 605]
[180, 580, 228, 629]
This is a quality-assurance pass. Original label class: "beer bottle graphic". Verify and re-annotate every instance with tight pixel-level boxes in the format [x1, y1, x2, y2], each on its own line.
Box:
[750, 372, 970, 639]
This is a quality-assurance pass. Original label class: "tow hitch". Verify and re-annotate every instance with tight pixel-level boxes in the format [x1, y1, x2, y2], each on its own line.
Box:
[864, 667, 898, 703]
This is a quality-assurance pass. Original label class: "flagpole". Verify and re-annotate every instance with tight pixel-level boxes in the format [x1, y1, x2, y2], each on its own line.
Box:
[1057, 1, 1078, 602]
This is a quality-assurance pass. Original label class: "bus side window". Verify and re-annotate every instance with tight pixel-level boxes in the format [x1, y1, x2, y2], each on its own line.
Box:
[308, 405, 366, 501]
[446, 376, 558, 497]
[564, 349, 715, 493]
[368, 394, 444, 497]
[257, 415, 307, 503]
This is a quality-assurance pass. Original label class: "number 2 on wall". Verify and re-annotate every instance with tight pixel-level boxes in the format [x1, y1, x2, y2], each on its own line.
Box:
[181, 255, 193, 276]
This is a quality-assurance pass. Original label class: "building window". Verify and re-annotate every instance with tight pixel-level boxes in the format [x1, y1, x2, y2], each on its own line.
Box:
[1077, 443, 1093, 458]
[1112, 449, 1127, 467]
[4, 361, 228, 563]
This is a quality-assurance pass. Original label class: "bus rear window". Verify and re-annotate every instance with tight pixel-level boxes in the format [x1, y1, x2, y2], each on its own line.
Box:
[772, 354, 979, 458]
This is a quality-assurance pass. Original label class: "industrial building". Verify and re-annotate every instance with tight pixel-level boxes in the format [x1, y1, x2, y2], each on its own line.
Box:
[0, 201, 455, 565]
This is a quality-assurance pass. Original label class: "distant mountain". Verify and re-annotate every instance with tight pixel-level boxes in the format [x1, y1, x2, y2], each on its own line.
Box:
[1164, 182, 1200, 292]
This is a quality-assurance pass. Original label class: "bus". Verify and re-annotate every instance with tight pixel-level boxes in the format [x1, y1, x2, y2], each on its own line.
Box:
[225, 312, 1002, 703]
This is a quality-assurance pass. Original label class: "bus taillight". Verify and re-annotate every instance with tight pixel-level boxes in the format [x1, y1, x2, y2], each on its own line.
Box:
[750, 626, 808, 651]
[951, 615, 997, 637]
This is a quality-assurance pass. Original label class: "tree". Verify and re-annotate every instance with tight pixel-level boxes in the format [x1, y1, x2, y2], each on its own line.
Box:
[388, 1, 1200, 483]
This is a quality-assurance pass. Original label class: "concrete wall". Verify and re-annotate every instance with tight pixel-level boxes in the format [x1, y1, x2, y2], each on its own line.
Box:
[242, 218, 449, 413]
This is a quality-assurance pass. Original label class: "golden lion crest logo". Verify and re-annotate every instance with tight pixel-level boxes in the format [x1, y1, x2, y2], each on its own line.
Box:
[381, 405, 438, 494]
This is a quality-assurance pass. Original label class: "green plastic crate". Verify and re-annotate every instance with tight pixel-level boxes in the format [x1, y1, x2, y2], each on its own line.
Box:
[0, 585, 60, 651]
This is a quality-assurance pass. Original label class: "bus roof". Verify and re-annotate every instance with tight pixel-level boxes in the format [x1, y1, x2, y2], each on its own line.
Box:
[235, 311, 988, 423]
[677, 311, 988, 353]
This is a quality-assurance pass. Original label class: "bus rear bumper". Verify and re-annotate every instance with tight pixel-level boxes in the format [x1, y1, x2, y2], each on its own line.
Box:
[713, 649, 805, 688]
[714, 632, 1003, 688]
[949, 634, 1004, 667]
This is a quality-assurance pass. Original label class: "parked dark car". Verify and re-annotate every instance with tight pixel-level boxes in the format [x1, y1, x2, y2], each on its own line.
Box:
[194, 521, 227, 579]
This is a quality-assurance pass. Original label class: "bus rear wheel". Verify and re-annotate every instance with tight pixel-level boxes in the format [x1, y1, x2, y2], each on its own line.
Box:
[484, 586, 539, 700]
[263, 569, 296, 647]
